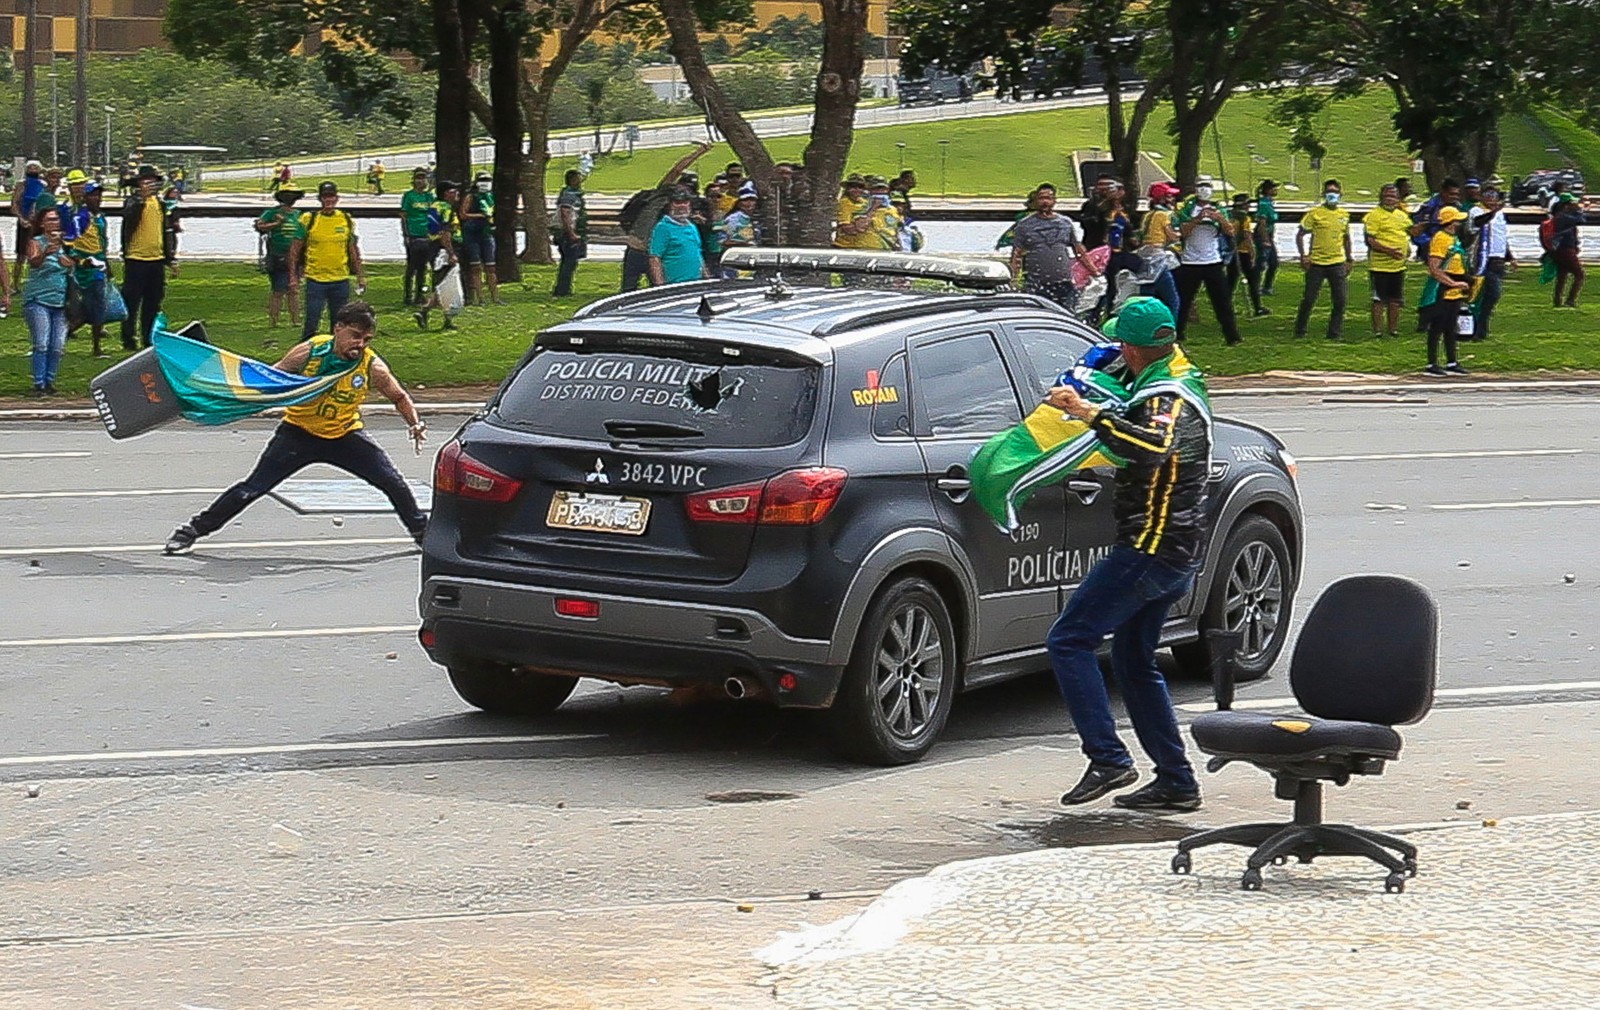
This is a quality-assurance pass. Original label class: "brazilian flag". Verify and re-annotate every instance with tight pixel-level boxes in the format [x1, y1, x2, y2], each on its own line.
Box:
[969, 346, 1212, 533]
[152, 318, 358, 425]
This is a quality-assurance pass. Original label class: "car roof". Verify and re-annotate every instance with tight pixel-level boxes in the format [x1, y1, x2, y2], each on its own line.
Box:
[553, 280, 1088, 360]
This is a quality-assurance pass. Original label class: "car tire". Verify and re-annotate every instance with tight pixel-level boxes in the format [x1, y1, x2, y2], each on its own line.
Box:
[828, 577, 958, 766]
[447, 660, 579, 716]
[1172, 515, 1294, 684]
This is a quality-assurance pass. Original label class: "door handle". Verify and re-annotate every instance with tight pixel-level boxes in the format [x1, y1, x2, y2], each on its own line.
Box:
[936, 465, 972, 501]
[1067, 479, 1102, 505]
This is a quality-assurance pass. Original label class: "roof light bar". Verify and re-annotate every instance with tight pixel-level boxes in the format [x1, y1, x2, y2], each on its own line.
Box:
[719, 247, 1014, 290]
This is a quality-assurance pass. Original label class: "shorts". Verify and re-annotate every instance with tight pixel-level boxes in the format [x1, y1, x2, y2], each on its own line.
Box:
[1024, 277, 1078, 310]
[76, 274, 108, 326]
[461, 228, 496, 266]
[1369, 269, 1405, 304]
[266, 252, 292, 293]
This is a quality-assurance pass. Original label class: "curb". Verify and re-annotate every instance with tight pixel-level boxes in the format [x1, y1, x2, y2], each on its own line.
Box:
[7, 377, 1600, 423]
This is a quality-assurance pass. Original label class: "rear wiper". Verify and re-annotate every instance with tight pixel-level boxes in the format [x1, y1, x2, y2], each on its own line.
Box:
[603, 419, 705, 439]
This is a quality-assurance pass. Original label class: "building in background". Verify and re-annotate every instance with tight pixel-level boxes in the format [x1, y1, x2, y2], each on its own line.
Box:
[3, 0, 163, 57]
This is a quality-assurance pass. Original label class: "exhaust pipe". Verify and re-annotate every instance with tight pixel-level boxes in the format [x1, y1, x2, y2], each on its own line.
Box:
[724, 677, 750, 700]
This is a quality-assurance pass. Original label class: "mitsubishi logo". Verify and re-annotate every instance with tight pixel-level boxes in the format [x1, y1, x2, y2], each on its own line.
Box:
[585, 457, 609, 484]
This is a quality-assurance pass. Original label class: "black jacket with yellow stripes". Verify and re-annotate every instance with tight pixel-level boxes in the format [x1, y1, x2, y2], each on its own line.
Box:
[1089, 392, 1212, 567]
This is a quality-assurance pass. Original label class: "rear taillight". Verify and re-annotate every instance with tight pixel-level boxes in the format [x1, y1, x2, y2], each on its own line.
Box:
[685, 481, 765, 524]
[433, 440, 523, 503]
[685, 468, 847, 527]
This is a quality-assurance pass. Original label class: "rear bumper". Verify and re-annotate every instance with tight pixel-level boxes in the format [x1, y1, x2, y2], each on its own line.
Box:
[418, 575, 843, 708]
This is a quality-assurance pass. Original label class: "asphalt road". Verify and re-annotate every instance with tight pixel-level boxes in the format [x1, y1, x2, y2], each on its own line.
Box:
[3, 389, 1597, 772]
[6, 389, 1600, 1006]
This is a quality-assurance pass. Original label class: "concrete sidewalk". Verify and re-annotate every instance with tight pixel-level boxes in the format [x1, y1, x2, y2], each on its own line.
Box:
[762, 814, 1600, 1009]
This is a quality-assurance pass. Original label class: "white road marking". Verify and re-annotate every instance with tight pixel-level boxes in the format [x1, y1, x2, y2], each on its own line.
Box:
[1299, 448, 1582, 463]
[0, 536, 412, 557]
[0, 625, 416, 648]
[0, 733, 603, 768]
[1431, 499, 1600, 512]
[1178, 679, 1600, 713]
[0, 487, 221, 501]
[0, 450, 91, 459]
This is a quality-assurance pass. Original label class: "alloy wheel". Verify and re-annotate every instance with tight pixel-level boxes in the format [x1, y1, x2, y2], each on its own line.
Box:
[871, 603, 946, 741]
[1224, 541, 1284, 663]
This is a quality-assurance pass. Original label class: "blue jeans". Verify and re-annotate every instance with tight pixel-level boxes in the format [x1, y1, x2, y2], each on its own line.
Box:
[1141, 268, 1180, 316]
[1475, 262, 1505, 339]
[302, 279, 350, 339]
[1046, 544, 1199, 792]
[25, 301, 68, 388]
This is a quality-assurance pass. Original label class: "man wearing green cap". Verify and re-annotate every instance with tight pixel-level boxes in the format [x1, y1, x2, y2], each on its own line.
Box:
[1043, 296, 1213, 813]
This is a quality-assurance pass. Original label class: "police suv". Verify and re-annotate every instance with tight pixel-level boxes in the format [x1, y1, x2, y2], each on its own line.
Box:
[418, 250, 1302, 765]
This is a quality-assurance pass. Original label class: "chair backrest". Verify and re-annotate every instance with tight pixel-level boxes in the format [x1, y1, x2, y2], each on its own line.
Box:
[1289, 574, 1438, 726]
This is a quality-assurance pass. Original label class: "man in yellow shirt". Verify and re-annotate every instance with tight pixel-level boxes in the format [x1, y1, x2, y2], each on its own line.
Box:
[1293, 178, 1353, 340]
[291, 180, 367, 340]
[163, 300, 429, 555]
[1364, 183, 1412, 338]
[834, 174, 875, 249]
[119, 164, 177, 350]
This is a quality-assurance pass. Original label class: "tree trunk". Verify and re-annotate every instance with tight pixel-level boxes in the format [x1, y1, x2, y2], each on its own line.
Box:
[795, 0, 868, 246]
[21, 0, 37, 160]
[1108, 70, 1170, 189]
[487, 3, 524, 281]
[520, 81, 554, 266]
[1172, 118, 1208, 192]
[74, 0, 89, 166]
[433, 0, 475, 188]
[661, 0, 867, 247]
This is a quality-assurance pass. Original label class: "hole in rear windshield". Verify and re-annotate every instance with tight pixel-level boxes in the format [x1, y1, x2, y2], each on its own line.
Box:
[494, 343, 820, 448]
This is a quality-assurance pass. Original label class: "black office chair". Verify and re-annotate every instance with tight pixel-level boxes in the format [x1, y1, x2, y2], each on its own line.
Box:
[1172, 574, 1438, 893]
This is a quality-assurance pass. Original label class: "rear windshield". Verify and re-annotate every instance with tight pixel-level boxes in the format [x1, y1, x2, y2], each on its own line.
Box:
[493, 340, 821, 448]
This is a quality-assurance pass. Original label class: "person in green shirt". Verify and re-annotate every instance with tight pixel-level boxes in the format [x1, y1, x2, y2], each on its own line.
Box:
[554, 169, 588, 297]
[1254, 179, 1280, 295]
[414, 180, 462, 332]
[400, 168, 435, 307]
[254, 187, 306, 327]
[461, 170, 502, 306]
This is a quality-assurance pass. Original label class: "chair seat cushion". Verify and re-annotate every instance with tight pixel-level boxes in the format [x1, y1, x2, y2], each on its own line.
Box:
[1191, 710, 1402, 761]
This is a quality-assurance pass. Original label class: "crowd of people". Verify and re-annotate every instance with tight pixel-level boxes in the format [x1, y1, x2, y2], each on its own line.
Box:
[999, 172, 1579, 376]
[7, 158, 180, 395]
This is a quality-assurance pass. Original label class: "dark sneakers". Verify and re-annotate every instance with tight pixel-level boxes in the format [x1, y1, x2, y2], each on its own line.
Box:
[1112, 780, 1203, 812]
[163, 524, 199, 555]
[1060, 763, 1139, 806]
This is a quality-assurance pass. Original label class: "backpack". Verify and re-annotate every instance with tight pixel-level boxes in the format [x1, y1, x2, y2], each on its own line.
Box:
[1540, 216, 1558, 252]
[617, 189, 654, 231]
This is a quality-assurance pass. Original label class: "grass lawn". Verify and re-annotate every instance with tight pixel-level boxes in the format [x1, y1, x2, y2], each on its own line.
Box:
[4, 260, 1598, 402]
[200, 92, 1600, 203]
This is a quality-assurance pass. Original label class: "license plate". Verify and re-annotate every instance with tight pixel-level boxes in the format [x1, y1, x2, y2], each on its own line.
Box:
[546, 490, 651, 536]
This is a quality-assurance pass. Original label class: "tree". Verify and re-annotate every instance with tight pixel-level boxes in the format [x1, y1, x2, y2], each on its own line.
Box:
[1283, 0, 1528, 187]
[656, 0, 868, 245]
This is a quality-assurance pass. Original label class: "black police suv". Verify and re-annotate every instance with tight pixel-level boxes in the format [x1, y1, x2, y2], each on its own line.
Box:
[418, 251, 1303, 766]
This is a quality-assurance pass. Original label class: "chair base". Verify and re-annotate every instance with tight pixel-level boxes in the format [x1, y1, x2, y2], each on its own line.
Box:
[1171, 779, 1418, 892]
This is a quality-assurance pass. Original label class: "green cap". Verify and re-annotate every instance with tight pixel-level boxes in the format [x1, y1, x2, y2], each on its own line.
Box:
[1100, 296, 1178, 347]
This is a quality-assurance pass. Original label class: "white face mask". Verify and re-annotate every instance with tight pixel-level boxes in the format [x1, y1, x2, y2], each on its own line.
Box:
[477, 182, 491, 192]
[1324, 191, 1341, 206]
[1195, 185, 1213, 201]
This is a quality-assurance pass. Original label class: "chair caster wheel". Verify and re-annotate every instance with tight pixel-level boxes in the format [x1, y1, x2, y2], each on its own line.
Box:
[1241, 868, 1264, 891]
[1171, 852, 1191, 875]
[1403, 857, 1418, 878]
[1385, 872, 1406, 894]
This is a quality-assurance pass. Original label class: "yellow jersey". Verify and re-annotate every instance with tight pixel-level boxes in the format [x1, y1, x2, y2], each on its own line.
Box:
[834, 195, 876, 249]
[126, 196, 165, 261]
[1363, 206, 1412, 273]
[298, 210, 357, 283]
[283, 336, 375, 439]
[1428, 230, 1469, 300]
[1299, 205, 1351, 266]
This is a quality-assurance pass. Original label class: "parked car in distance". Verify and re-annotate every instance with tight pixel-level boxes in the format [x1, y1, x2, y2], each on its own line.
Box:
[417, 250, 1303, 766]
[898, 68, 974, 106]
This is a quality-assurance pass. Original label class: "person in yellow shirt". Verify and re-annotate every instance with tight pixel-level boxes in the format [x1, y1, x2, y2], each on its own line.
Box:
[162, 300, 429, 555]
[1420, 206, 1472, 376]
[1293, 178, 1353, 339]
[290, 180, 367, 340]
[1364, 183, 1412, 338]
[834, 174, 876, 249]
[118, 164, 177, 350]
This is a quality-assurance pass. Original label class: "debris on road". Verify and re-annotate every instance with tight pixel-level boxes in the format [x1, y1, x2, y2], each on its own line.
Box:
[23, 784, 40, 799]
[268, 822, 305, 857]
